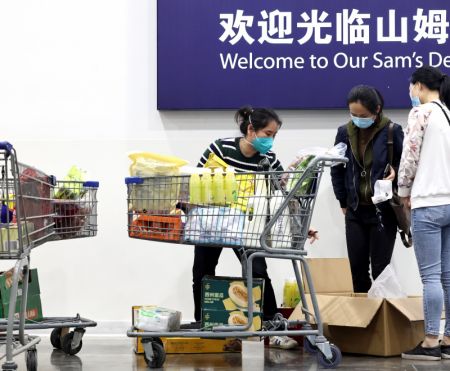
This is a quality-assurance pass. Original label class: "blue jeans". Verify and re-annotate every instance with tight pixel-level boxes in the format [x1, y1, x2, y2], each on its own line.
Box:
[412, 204, 450, 336]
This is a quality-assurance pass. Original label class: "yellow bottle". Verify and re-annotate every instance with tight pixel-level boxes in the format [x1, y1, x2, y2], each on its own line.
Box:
[225, 167, 238, 204]
[201, 170, 213, 204]
[213, 168, 225, 205]
[283, 278, 301, 307]
[189, 173, 201, 204]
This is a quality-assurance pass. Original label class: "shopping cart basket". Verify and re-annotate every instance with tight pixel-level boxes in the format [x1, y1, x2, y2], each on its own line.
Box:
[125, 155, 347, 369]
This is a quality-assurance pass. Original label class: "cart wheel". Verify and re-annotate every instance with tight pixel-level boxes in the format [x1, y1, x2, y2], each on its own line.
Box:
[62, 331, 83, 355]
[304, 338, 318, 354]
[25, 348, 37, 371]
[144, 342, 166, 369]
[316, 344, 342, 369]
[50, 328, 63, 349]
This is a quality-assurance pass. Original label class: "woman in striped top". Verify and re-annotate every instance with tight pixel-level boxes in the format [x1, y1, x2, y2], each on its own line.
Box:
[191, 106, 299, 349]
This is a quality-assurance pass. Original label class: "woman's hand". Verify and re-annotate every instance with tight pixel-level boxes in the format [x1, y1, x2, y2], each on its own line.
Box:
[384, 165, 396, 181]
[341, 208, 347, 215]
[308, 229, 319, 244]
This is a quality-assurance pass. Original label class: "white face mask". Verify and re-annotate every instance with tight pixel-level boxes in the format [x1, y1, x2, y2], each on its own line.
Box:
[371, 180, 393, 204]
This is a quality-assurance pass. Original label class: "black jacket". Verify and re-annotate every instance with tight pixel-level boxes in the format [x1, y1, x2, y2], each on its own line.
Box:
[331, 121, 404, 211]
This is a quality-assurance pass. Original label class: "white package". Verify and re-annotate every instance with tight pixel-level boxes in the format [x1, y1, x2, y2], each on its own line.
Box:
[135, 306, 182, 332]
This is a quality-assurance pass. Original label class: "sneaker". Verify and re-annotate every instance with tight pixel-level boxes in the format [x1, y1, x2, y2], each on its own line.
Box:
[401, 342, 441, 361]
[269, 336, 298, 350]
[441, 343, 450, 359]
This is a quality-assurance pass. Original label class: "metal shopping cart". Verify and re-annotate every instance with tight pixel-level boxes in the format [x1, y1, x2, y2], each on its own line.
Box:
[125, 155, 347, 369]
[0, 141, 55, 371]
[0, 179, 100, 356]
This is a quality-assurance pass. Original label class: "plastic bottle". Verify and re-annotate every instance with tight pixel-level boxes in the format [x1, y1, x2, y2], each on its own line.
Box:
[201, 170, 213, 204]
[189, 173, 201, 204]
[225, 167, 238, 204]
[283, 278, 301, 308]
[213, 168, 225, 205]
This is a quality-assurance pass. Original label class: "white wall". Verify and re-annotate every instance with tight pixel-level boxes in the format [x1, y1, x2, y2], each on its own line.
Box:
[0, 1, 421, 328]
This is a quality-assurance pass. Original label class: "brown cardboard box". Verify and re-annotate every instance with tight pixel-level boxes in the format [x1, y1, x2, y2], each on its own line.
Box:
[290, 258, 426, 356]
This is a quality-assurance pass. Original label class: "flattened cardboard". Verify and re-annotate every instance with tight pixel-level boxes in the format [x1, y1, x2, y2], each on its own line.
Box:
[303, 258, 353, 294]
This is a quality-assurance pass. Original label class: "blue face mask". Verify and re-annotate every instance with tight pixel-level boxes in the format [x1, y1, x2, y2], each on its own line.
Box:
[410, 96, 421, 107]
[351, 115, 375, 129]
[252, 136, 273, 154]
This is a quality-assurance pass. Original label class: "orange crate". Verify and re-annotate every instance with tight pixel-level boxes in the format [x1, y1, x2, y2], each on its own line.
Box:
[129, 215, 182, 242]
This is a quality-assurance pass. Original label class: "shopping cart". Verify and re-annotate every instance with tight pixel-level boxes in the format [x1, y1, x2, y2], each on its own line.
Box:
[0, 141, 55, 371]
[0, 179, 100, 356]
[125, 155, 347, 369]
[0, 141, 99, 368]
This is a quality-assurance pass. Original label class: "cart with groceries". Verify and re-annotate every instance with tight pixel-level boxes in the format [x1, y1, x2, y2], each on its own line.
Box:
[125, 150, 347, 369]
[0, 142, 99, 371]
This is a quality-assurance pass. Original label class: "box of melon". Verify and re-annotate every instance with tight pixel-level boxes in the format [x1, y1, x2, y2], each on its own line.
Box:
[201, 276, 264, 331]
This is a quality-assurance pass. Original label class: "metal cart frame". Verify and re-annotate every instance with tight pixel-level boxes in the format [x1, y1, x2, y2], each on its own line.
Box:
[125, 155, 348, 369]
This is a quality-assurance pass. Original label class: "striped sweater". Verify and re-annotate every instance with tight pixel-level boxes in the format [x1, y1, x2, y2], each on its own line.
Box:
[197, 137, 283, 172]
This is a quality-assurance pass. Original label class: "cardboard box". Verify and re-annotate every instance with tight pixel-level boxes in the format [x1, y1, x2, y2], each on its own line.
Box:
[202, 276, 264, 312]
[290, 258, 426, 356]
[131, 306, 241, 354]
[0, 269, 43, 321]
[201, 276, 264, 331]
[202, 309, 262, 331]
[162, 337, 241, 353]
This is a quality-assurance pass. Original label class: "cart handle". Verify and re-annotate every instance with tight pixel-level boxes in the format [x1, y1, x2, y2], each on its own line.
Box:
[0, 141, 13, 156]
[83, 181, 100, 188]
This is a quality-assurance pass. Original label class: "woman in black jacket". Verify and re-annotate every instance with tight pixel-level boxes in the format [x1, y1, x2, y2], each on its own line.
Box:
[331, 85, 404, 292]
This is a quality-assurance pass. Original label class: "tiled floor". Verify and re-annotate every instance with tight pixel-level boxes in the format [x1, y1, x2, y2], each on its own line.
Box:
[6, 336, 450, 370]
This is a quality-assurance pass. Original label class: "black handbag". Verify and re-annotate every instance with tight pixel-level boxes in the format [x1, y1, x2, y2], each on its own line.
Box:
[387, 123, 413, 247]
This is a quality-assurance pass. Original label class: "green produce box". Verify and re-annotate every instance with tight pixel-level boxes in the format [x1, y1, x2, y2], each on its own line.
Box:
[202, 309, 263, 331]
[201, 276, 264, 312]
[0, 269, 42, 321]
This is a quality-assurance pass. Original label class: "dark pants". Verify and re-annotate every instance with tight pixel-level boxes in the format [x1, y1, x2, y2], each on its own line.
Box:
[192, 245, 278, 321]
[345, 204, 397, 293]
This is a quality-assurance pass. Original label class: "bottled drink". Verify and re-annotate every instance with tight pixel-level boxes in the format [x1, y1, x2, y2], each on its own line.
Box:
[189, 173, 201, 204]
[225, 167, 238, 203]
[201, 170, 213, 204]
[213, 168, 225, 205]
[283, 278, 301, 308]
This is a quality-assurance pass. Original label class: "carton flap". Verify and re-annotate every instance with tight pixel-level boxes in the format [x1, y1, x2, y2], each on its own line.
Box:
[387, 298, 424, 321]
[290, 294, 383, 328]
[303, 259, 353, 294]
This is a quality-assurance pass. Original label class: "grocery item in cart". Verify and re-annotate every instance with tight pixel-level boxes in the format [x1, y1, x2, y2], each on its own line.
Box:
[134, 306, 181, 332]
[128, 152, 188, 214]
[0, 222, 34, 253]
[183, 207, 244, 246]
[19, 166, 53, 242]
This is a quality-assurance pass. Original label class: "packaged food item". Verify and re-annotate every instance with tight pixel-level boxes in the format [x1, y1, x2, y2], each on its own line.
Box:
[134, 306, 182, 332]
[128, 152, 188, 177]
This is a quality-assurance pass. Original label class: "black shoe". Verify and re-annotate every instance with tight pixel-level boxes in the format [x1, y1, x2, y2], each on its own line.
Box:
[179, 321, 201, 330]
[402, 342, 441, 361]
[442, 343, 450, 359]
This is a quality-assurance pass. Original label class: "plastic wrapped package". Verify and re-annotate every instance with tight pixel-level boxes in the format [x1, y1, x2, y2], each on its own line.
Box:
[128, 152, 188, 214]
[135, 306, 182, 332]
